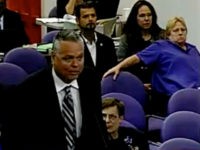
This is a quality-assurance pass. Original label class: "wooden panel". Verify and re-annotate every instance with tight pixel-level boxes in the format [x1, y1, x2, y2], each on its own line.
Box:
[21, 14, 41, 43]
[7, 0, 19, 11]
[18, 0, 29, 15]
[29, 0, 41, 17]
[6, 0, 41, 43]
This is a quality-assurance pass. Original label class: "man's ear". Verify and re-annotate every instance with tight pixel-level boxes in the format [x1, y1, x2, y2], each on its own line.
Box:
[51, 51, 56, 62]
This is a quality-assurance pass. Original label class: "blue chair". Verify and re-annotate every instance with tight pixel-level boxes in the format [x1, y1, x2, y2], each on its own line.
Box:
[102, 92, 146, 132]
[168, 88, 200, 114]
[3, 47, 48, 74]
[120, 120, 137, 129]
[149, 83, 200, 143]
[42, 30, 59, 43]
[0, 62, 28, 145]
[48, 6, 57, 18]
[101, 71, 149, 110]
[0, 62, 28, 86]
[161, 111, 200, 143]
[159, 138, 200, 150]
[47, 6, 58, 32]
[148, 87, 200, 142]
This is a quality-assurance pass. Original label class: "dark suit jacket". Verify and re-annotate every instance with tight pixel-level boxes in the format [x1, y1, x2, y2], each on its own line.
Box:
[83, 32, 117, 80]
[56, 0, 69, 18]
[95, 0, 120, 19]
[2, 67, 109, 150]
[0, 9, 29, 53]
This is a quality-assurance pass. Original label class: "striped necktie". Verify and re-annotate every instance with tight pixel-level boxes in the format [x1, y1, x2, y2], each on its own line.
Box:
[62, 86, 76, 150]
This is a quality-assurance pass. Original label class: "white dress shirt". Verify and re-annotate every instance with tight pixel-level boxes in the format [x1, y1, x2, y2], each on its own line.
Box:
[81, 33, 97, 66]
[52, 68, 82, 137]
[0, 15, 4, 30]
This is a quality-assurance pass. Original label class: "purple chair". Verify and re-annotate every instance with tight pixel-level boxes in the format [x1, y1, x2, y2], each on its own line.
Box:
[102, 92, 146, 132]
[168, 88, 200, 114]
[161, 111, 200, 143]
[0, 62, 28, 86]
[101, 71, 148, 109]
[0, 63, 28, 147]
[159, 138, 200, 150]
[120, 120, 137, 129]
[41, 30, 59, 43]
[3, 47, 48, 74]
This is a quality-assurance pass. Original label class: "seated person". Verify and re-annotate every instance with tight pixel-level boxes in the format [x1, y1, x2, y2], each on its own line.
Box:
[75, 2, 117, 80]
[57, 0, 120, 19]
[0, 0, 29, 53]
[103, 17, 200, 117]
[102, 97, 149, 150]
[117, 0, 166, 89]
[56, 0, 84, 18]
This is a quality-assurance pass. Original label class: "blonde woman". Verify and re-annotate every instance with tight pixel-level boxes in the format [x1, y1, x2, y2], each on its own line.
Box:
[103, 17, 200, 116]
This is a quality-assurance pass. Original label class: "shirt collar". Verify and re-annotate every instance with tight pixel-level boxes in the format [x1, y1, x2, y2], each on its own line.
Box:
[52, 68, 79, 93]
[81, 32, 97, 44]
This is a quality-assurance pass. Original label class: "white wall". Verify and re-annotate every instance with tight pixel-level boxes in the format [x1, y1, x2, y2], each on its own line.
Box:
[117, 0, 200, 50]
[41, 0, 57, 36]
[149, 0, 200, 50]
[41, 0, 56, 17]
[41, 0, 200, 50]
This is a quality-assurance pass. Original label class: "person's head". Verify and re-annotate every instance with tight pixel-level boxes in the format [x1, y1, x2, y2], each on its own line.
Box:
[75, 2, 97, 31]
[51, 29, 84, 83]
[166, 16, 187, 46]
[124, 0, 159, 34]
[0, 0, 6, 16]
[102, 98, 125, 138]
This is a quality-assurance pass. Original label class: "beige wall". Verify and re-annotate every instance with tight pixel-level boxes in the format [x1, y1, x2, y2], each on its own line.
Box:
[117, 0, 200, 50]
[40, 0, 200, 50]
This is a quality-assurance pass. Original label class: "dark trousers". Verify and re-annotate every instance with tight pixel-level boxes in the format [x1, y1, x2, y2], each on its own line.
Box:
[149, 91, 170, 117]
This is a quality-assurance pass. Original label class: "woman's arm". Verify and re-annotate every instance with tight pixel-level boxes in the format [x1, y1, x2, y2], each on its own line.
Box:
[103, 54, 140, 80]
[65, 0, 77, 14]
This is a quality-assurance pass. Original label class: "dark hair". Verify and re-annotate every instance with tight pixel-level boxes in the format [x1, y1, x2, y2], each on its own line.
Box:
[74, 1, 96, 19]
[102, 98, 125, 116]
[123, 0, 162, 38]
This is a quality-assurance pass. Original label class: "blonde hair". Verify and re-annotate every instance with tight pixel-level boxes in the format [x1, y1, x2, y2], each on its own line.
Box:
[165, 16, 187, 36]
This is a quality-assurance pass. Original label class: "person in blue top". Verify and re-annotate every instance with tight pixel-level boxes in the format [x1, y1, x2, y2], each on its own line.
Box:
[103, 16, 200, 116]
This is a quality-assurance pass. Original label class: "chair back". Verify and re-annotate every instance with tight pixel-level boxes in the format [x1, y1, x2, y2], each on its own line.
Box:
[42, 30, 59, 43]
[3, 47, 48, 74]
[0, 62, 27, 86]
[101, 71, 148, 109]
[120, 120, 137, 129]
[161, 111, 200, 143]
[168, 88, 200, 114]
[159, 138, 200, 150]
[96, 17, 118, 37]
[102, 92, 146, 132]
[48, 6, 57, 18]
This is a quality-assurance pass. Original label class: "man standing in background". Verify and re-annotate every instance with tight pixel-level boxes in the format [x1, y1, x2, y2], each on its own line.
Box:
[75, 2, 117, 80]
[0, 0, 29, 53]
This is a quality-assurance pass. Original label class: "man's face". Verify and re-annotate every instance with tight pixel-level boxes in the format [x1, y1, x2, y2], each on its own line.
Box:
[51, 40, 84, 83]
[102, 106, 123, 135]
[76, 8, 97, 31]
